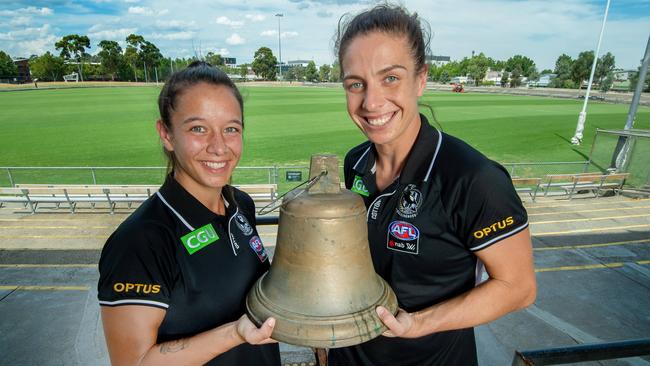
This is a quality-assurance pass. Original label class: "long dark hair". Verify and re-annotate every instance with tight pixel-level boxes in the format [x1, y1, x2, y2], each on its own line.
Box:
[157, 61, 244, 174]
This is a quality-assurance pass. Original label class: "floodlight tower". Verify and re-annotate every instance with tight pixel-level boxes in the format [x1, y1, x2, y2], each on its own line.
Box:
[276, 13, 283, 80]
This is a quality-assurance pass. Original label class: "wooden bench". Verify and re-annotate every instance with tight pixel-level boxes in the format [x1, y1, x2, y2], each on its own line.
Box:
[1, 183, 277, 214]
[234, 184, 277, 203]
[4, 185, 160, 214]
[540, 173, 629, 200]
[511, 177, 542, 202]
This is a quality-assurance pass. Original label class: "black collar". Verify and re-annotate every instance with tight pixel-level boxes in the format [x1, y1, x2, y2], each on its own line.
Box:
[158, 174, 236, 229]
[352, 114, 442, 184]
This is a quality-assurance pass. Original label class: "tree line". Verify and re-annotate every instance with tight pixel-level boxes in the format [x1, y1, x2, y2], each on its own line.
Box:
[0, 34, 647, 91]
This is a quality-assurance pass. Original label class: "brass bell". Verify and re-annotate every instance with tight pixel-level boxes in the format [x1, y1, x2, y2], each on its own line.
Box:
[246, 154, 398, 348]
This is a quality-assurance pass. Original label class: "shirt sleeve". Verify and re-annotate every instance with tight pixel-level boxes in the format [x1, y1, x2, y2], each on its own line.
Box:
[97, 221, 176, 309]
[458, 162, 529, 251]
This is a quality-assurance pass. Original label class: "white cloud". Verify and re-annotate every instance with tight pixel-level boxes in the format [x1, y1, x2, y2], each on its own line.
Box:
[281, 31, 298, 38]
[245, 14, 266, 22]
[10, 16, 32, 27]
[260, 30, 277, 37]
[18, 35, 58, 56]
[216, 16, 244, 28]
[128, 6, 153, 15]
[89, 28, 138, 41]
[124, 0, 140, 3]
[154, 19, 196, 31]
[0, 24, 53, 40]
[151, 31, 196, 40]
[0, 6, 53, 16]
[157, 9, 169, 16]
[215, 48, 230, 56]
[226, 33, 245, 45]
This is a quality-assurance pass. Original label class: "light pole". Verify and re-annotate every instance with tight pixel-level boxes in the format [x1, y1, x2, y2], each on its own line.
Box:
[275, 13, 283, 80]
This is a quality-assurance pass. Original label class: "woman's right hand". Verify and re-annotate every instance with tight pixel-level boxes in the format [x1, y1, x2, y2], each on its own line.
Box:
[235, 314, 277, 345]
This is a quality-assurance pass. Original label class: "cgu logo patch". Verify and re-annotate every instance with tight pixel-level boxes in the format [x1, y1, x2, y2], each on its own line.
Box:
[473, 216, 514, 239]
[351, 175, 369, 197]
[113, 282, 161, 294]
[387, 221, 420, 255]
[181, 223, 219, 255]
[249, 236, 268, 262]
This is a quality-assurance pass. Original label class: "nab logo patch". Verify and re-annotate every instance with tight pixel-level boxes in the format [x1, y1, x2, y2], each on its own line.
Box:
[351, 175, 369, 197]
[181, 223, 219, 255]
[249, 236, 268, 262]
[387, 221, 419, 255]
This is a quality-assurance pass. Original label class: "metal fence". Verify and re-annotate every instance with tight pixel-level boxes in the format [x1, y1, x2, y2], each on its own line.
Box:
[1, 161, 608, 194]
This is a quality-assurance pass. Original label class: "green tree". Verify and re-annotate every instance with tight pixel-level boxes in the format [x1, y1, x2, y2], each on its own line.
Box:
[510, 66, 523, 87]
[125, 34, 145, 81]
[629, 66, 650, 92]
[305, 61, 318, 82]
[505, 55, 536, 77]
[500, 71, 510, 87]
[239, 64, 248, 80]
[319, 64, 331, 82]
[97, 40, 123, 81]
[467, 52, 489, 86]
[571, 50, 594, 87]
[600, 72, 614, 93]
[439, 70, 450, 84]
[55, 34, 91, 81]
[541, 69, 553, 75]
[205, 52, 224, 67]
[251, 47, 277, 80]
[595, 52, 615, 83]
[29, 52, 65, 81]
[330, 62, 341, 82]
[140, 40, 162, 81]
[0, 51, 17, 78]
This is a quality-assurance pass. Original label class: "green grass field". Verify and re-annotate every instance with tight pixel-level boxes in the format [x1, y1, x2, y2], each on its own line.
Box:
[0, 86, 648, 187]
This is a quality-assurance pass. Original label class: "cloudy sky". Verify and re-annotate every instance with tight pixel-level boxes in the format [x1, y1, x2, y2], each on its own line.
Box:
[1, 0, 649, 70]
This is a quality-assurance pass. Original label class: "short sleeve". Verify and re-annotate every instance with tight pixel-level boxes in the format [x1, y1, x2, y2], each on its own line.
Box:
[458, 162, 529, 251]
[97, 222, 176, 309]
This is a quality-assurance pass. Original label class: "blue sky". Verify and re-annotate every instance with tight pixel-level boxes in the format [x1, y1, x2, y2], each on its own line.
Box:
[1, 0, 649, 70]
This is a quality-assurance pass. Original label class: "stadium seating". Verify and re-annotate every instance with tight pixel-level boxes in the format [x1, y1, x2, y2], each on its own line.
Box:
[0, 184, 278, 214]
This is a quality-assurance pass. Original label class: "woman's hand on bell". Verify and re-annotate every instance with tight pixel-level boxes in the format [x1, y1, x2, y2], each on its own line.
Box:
[376, 306, 418, 338]
[235, 314, 278, 345]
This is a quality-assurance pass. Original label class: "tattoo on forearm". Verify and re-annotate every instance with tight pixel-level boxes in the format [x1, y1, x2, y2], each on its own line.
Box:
[159, 339, 189, 354]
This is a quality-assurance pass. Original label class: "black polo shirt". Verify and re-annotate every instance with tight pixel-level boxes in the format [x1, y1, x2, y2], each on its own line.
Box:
[98, 175, 280, 366]
[329, 115, 528, 366]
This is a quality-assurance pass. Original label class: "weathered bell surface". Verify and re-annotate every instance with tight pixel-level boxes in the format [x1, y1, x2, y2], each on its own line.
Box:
[246, 154, 398, 348]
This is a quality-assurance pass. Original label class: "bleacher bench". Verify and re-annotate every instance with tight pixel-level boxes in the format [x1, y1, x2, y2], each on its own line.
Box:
[540, 173, 629, 200]
[511, 177, 542, 202]
[1, 183, 278, 214]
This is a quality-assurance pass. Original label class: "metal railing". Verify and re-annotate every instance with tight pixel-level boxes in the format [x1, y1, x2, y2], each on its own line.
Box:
[2, 161, 597, 192]
[512, 338, 650, 365]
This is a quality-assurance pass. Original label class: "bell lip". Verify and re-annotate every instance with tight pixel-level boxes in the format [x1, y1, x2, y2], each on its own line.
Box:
[246, 273, 398, 348]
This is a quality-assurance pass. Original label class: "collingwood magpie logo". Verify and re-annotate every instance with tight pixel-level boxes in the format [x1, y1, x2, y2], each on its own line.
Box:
[397, 184, 422, 218]
[235, 213, 253, 236]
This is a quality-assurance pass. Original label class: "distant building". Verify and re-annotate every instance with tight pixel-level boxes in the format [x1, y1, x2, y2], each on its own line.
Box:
[613, 69, 635, 81]
[223, 57, 236, 66]
[530, 73, 556, 87]
[449, 76, 468, 84]
[13, 58, 31, 83]
[426, 55, 450, 67]
[286, 60, 311, 67]
[484, 69, 504, 84]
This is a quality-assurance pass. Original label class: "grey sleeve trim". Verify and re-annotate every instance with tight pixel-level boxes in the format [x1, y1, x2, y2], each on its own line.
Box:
[99, 299, 169, 309]
[469, 221, 529, 252]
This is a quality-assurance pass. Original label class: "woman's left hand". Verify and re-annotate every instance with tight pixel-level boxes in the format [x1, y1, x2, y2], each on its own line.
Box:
[376, 306, 419, 338]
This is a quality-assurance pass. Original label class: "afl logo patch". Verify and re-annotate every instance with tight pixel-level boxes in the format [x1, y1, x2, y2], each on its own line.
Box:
[387, 221, 419, 255]
[235, 213, 253, 236]
[249, 236, 268, 262]
[397, 184, 422, 218]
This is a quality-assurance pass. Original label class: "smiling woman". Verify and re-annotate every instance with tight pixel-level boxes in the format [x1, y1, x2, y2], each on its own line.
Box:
[329, 5, 536, 366]
[97, 61, 281, 366]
